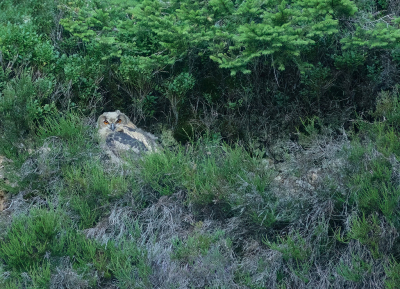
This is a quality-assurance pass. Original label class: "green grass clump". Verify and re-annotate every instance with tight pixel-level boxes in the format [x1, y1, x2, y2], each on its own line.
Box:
[0, 109, 98, 197]
[372, 86, 400, 127]
[0, 206, 105, 272]
[0, 207, 62, 272]
[107, 221, 151, 288]
[347, 214, 382, 258]
[139, 146, 187, 196]
[385, 259, 400, 289]
[138, 139, 271, 206]
[265, 231, 311, 262]
[184, 144, 270, 205]
[336, 253, 373, 283]
[0, 207, 99, 287]
[172, 223, 226, 263]
[62, 160, 129, 229]
[0, 206, 150, 287]
[37, 114, 94, 155]
[344, 126, 400, 229]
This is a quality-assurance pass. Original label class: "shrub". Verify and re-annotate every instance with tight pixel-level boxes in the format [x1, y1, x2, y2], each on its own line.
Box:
[0, 207, 64, 272]
[0, 71, 56, 162]
[0, 205, 150, 286]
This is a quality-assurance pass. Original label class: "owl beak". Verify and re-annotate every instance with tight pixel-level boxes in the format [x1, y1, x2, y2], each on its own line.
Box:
[110, 123, 116, 131]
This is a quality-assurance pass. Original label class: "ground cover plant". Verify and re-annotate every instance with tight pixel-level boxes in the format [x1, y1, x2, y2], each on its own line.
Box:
[1, 0, 400, 288]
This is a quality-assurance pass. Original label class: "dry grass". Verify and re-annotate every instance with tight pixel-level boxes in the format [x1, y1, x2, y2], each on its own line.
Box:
[1, 113, 400, 288]
[0, 191, 5, 212]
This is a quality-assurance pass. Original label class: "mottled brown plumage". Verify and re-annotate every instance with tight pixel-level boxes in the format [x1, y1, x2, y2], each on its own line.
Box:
[97, 110, 159, 159]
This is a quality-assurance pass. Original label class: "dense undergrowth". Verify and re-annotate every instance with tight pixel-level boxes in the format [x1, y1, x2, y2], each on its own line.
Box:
[1, 0, 400, 288]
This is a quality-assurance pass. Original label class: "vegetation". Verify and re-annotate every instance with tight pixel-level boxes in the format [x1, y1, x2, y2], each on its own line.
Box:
[0, 0, 400, 287]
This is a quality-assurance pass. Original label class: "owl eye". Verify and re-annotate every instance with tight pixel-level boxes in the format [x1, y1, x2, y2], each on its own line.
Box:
[104, 120, 109, 125]
[116, 119, 122, 123]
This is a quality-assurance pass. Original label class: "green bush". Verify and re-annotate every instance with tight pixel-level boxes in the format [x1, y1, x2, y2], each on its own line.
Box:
[53, 0, 398, 123]
[61, 54, 106, 110]
[0, 71, 56, 160]
[0, 206, 150, 286]
[1, 0, 400, 288]
[0, 207, 63, 272]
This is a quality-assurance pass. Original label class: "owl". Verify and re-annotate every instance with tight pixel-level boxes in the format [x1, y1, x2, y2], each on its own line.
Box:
[97, 110, 159, 159]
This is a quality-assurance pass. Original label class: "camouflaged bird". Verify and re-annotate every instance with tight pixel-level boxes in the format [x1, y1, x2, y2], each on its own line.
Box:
[97, 110, 159, 159]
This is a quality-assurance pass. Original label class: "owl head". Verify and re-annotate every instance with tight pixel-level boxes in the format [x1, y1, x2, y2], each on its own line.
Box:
[97, 110, 131, 132]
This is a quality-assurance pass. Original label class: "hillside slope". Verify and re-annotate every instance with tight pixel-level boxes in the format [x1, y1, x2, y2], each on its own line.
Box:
[1, 0, 400, 288]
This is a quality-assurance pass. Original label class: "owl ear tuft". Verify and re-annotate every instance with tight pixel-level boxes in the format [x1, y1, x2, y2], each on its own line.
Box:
[120, 112, 128, 121]
[97, 114, 106, 127]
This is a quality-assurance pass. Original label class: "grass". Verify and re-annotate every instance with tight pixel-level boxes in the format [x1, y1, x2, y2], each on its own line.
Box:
[2, 107, 400, 287]
[0, 205, 150, 287]
[0, 0, 400, 287]
[62, 160, 129, 229]
[171, 225, 226, 263]
[138, 140, 271, 206]
[1, 38, 400, 289]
